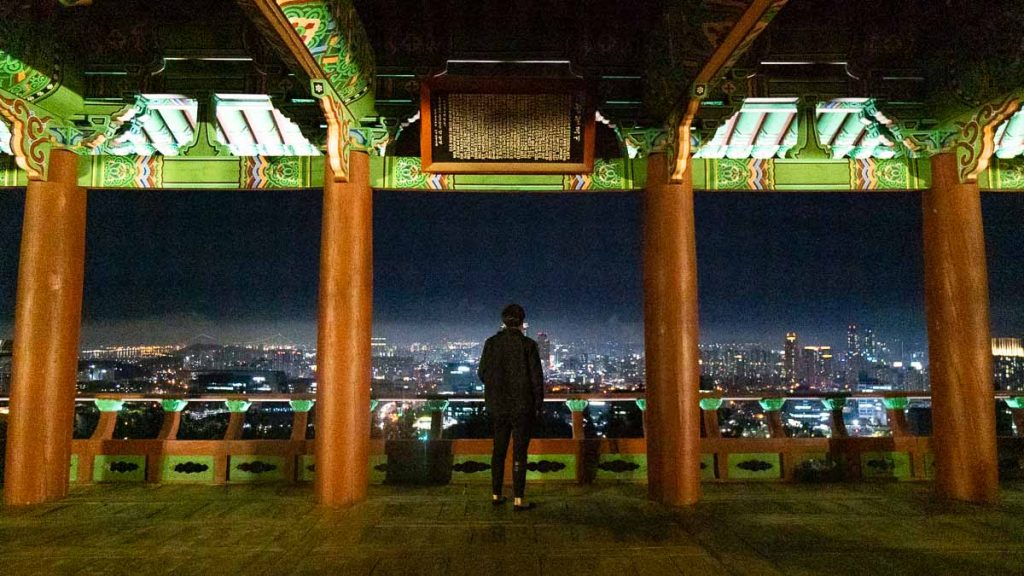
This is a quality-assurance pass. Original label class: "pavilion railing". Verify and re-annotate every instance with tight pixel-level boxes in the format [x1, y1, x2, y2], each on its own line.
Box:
[0, 392, 1022, 485]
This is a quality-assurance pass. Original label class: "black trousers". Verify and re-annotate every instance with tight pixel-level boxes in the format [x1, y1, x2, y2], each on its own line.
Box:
[491, 411, 533, 498]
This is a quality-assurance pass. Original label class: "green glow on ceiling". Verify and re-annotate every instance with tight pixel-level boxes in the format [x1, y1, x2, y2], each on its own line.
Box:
[994, 109, 1024, 159]
[815, 98, 901, 159]
[695, 98, 799, 159]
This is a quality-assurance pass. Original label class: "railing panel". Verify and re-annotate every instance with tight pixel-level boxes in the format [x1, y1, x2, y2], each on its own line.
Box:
[2, 393, 1022, 487]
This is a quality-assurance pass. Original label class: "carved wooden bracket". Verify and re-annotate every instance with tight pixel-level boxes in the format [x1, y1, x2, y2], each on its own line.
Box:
[955, 94, 1021, 183]
[669, 0, 789, 182]
[0, 95, 53, 181]
[313, 80, 351, 182]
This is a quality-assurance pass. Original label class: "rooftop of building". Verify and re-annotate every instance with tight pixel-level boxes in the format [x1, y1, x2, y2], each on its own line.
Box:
[2, 482, 1023, 575]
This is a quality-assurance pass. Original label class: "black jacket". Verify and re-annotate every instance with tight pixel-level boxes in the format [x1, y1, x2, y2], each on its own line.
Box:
[478, 328, 545, 416]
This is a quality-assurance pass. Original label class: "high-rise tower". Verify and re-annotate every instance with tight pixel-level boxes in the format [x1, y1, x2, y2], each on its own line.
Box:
[537, 332, 552, 370]
[783, 332, 798, 383]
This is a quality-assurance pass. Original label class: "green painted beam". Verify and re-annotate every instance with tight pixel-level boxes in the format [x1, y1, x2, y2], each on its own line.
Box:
[4, 154, 1023, 191]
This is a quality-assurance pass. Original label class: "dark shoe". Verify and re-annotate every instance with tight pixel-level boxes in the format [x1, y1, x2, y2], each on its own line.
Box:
[513, 502, 536, 512]
[492, 496, 507, 506]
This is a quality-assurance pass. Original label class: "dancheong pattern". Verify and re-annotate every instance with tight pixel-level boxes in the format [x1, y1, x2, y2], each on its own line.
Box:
[277, 0, 374, 104]
[564, 159, 624, 190]
[849, 158, 911, 190]
[713, 158, 775, 190]
[0, 53, 57, 102]
[389, 156, 450, 190]
[984, 158, 1024, 189]
[100, 155, 163, 188]
[240, 156, 304, 188]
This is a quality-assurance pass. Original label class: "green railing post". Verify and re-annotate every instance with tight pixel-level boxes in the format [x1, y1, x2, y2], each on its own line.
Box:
[635, 398, 648, 437]
[425, 399, 449, 440]
[699, 397, 723, 439]
[223, 400, 251, 440]
[157, 399, 188, 440]
[90, 399, 124, 440]
[758, 398, 787, 438]
[289, 399, 315, 442]
[821, 396, 848, 438]
[93, 399, 124, 412]
[566, 399, 588, 441]
[161, 399, 188, 412]
[1006, 397, 1024, 438]
[882, 396, 910, 437]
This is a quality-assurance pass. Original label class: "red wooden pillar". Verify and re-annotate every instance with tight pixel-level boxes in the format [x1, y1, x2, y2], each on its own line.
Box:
[643, 154, 701, 506]
[3, 150, 86, 506]
[316, 151, 372, 507]
[923, 153, 999, 503]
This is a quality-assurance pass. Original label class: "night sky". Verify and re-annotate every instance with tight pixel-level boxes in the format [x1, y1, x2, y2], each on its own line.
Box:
[0, 188, 1022, 351]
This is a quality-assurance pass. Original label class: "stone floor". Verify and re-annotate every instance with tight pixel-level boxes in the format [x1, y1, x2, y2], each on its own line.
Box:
[1, 482, 1023, 575]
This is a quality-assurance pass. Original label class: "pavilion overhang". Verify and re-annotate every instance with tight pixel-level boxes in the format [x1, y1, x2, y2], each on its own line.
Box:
[3, 151, 1022, 192]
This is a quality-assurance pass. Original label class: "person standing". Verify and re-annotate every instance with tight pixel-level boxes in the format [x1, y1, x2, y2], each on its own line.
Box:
[477, 303, 545, 511]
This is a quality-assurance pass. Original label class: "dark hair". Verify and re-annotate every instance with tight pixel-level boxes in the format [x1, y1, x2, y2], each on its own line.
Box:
[501, 303, 525, 328]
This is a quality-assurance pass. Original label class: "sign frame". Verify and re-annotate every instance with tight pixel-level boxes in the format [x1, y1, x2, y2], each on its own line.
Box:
[419, 76, 596, 174]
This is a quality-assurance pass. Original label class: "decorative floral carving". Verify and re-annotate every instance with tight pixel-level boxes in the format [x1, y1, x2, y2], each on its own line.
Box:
[452, 461, 490, 474]
[736, 459, 774, 472]
[236, 460, 278, 474]
[107, 461, 141, 474]
[955, 95, 1021, 183]
[597, 460, 641, 473]
[0, 95, 52, 180]
[173, 462, 210, 475]
[526, 460, 567, 473]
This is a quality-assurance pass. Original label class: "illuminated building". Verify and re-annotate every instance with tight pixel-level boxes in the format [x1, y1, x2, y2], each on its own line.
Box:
[440, 362, 481, 395]
[845, 324, 862, 381]
[783, 332, 798, 383]
[800, 345, 833, 388]
[992, 337, 1024, 391]
[537, 332, 552, 370]
[371, 337, 395, 358]
[0, 339, 12, 395]
[189, 370, 287, 394]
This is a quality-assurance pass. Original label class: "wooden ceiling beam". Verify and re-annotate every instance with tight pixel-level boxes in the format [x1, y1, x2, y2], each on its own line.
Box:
[669, 0, 789, 182]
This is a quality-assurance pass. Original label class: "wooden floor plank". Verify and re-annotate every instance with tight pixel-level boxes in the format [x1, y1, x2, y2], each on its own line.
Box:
[1, 482, 1022, 576]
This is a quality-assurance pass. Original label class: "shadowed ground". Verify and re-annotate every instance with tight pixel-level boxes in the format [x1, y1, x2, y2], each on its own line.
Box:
[2, 482, 1023, 575]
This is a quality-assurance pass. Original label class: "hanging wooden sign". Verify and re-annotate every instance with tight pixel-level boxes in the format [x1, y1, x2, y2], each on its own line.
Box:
[420, 76, 595, 174]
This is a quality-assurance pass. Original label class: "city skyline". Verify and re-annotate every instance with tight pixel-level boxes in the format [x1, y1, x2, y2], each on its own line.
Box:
[1, 190, 1023, 348]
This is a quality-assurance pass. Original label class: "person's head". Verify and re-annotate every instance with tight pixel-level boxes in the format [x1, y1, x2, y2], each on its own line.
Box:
[501, 303, 526, 330]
